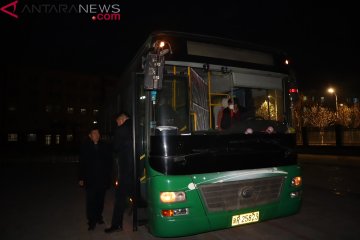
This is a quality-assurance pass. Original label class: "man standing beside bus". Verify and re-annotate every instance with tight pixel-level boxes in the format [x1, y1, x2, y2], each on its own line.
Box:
[78, 127, 112, 231]
[105, 112, 134, 233]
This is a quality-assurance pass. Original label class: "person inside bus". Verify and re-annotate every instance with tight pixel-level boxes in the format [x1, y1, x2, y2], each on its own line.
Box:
[78, 126, 112, 231]
[220, 98, 241, 130]
[105, 112, 134, 233]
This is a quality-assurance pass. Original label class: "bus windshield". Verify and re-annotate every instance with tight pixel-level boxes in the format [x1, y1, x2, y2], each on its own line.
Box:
[153, 66, 286, 135]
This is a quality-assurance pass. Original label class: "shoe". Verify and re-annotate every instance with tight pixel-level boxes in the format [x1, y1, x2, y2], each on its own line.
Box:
[104, 226, 123, 233]
[88, 224, 96, 231]
[97, 219, 105, 224]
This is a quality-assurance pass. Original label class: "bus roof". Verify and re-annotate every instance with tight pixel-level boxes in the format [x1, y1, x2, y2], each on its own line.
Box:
[149, 30, 287, 56]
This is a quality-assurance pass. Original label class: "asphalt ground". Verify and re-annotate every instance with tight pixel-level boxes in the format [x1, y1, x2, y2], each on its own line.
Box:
[1, 154, 359, 240]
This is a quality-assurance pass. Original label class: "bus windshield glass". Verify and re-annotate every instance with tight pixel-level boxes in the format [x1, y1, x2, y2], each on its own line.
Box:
[153, 66, 285, 135]
[153, 75, 189, 134]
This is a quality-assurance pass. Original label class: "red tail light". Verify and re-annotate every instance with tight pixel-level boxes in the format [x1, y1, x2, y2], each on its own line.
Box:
[289, 88, 298, 93]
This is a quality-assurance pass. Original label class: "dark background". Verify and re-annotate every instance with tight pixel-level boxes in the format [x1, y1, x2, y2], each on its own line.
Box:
[2, 0, 359, 96]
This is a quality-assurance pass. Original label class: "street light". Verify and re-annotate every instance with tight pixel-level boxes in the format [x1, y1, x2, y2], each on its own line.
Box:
[327, 87, 338, 117]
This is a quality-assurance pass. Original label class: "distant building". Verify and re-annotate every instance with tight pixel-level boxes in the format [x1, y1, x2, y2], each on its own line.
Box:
[0, 66, 116, 155]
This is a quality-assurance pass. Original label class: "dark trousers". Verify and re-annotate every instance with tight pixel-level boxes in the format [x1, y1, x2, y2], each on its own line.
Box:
[111, 184, 131, 228]
[86, 187, 106, 225]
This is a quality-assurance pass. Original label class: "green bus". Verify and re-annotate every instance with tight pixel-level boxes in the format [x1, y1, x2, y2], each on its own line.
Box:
[104, 31, 302, 237]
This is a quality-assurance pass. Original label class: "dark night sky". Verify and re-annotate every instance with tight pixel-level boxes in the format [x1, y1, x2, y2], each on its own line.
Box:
[2, 0, 359, 98]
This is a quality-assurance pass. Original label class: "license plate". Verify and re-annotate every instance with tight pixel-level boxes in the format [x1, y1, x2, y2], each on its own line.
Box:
[231, 211, 260, 226]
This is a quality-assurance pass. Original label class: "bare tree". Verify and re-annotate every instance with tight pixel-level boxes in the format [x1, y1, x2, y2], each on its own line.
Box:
[293, 94, 305, 133]
[337, 104, 352, 128]
[303, 105, 336, 129]
[256, 100, 276, 120]
[352, 104, 360, 128]
[303, 104, 336, 138]
[303, 105, 336, 144]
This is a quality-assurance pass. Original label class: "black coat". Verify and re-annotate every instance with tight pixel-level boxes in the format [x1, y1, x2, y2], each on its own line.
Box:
[221, 107, 241, 129]
[79, 140, 112, 189]
[113, 119, 134, 184]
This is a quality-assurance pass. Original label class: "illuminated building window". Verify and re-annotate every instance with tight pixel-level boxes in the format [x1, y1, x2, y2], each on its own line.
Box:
[80, 108, 87, 114]
[45, 135, 51, 145]
[67, 107, 74, 114]
[67, 134, 73, 142]
[8, 133, 18, 142]
[93, 109, 99, 115]
[55, 135, 60, 145]
[27, 133, 37, 142]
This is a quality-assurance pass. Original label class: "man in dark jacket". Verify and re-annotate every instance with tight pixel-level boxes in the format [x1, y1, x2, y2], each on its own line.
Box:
[220, 98, 241, 130]
[78, 127, 112, 231]
[105, 112, 134, 233]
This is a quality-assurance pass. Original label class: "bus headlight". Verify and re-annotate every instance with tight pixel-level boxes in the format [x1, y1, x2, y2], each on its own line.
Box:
[160, 191, 186, 203]
[291, 176, 302, 187]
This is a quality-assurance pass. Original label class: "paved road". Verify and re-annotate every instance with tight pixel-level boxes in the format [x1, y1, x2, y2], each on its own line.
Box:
[299, 154, 360, 195]
[1, 154, 360, 240]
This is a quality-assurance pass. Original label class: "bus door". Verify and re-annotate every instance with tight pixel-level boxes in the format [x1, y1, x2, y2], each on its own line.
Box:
[133, 72, 149, 229]
[189, 67, 233, 131]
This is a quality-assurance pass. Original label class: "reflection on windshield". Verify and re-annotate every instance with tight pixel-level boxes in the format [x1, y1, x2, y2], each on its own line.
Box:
[203, 68, 285, 134]
[154, 76, 188, 134]
[215, 88, 283, 132]
[152, 67, 285, 135]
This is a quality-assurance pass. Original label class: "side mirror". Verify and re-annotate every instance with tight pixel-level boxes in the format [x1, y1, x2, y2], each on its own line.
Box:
[144, 53, 164, 90]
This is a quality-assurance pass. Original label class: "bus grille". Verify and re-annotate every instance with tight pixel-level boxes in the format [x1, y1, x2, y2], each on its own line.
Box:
[199, 176, 284, 212]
